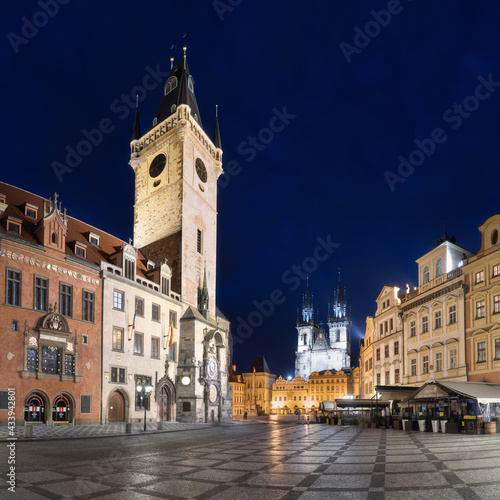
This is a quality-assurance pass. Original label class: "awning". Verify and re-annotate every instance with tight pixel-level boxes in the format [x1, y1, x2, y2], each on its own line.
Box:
[375, 385, 420, 401]
[402, 381, 500, 404]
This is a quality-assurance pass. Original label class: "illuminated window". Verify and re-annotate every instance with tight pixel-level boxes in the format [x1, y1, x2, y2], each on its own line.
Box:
[495, 339, 500, 360]
[410, 321, 416, 337]
[422, 316, 429, 333]
[493, 265, 500, 277]
[476, 300, 485, 319]
[422, 355, 429, 374]
[494, 295, 500, 314]
[448, 305, 456, 324]
[134, 332, 143, 355]
[435, 352, 442, 372]
[477, 342, 486, 363]
[112, 327, 124, 351]
[423, 266, 429, 284]
[113, 290, 124, 310]
[434, 310, 442, 329]
[436, 258, 443, 277]
[449, 349, 457, 369]
[475, 271, 485, 284]
[135, 297, 144, 317]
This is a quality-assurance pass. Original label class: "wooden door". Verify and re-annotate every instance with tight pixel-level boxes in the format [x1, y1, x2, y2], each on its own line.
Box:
[108, 392, 125, 422]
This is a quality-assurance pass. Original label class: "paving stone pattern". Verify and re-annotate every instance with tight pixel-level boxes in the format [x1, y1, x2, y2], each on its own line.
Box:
[5, 425, 500, 499]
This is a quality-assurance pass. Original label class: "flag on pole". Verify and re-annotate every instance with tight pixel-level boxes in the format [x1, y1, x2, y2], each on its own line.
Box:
[126, 299, 132, 340]
[162, 313, 167, 349]
[169, 320, 174, 346]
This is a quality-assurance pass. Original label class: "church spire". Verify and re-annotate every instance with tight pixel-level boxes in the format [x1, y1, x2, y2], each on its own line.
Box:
[199, 261, 209, 320]
[131, 95, 141, 140]
[153, 47, 203, 130]
[213, 104, 221, 149]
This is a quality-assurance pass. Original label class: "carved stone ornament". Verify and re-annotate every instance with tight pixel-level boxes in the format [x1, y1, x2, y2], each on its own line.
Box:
[49, 315, 63, 330]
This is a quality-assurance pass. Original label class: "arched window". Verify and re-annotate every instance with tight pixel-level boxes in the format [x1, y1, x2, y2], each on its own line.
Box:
[336, 329, 340, 342]
[51, 232, 57, 244]
[423, 266, 430, 284]
[171, 104, 177, 114]
[436, 258, 443, 277]
[164, 76, 177, 95]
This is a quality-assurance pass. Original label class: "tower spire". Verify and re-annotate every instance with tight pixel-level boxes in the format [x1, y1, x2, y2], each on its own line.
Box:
[131, 95, 141, 140]
[213, 104, 221, 149]
[199, 260, 209, 320]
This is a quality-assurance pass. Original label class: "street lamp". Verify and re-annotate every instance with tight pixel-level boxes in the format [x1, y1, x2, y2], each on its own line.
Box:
[136, 383, 153, 432]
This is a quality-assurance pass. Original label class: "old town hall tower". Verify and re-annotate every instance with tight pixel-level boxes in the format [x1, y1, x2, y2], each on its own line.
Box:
[129, 48, 231, 422]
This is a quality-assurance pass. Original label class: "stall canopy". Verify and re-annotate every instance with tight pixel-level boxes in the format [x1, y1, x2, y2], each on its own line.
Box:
[402, 381, 500, 404]
[374, 385, 420, 401]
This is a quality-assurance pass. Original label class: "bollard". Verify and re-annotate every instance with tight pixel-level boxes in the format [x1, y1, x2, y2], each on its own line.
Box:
[157, 421, 162, 431]
[24, 425, 33, 439]
[126, 423, 132, 434]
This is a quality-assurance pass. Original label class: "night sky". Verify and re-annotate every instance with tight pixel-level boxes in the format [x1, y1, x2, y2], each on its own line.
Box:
[2, 1, 500, 378]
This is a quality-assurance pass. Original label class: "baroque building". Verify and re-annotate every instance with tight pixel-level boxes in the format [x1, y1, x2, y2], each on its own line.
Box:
[295, 276, 352, 380]
[464, 215, 500, 383]
[401, 231, 473, 385]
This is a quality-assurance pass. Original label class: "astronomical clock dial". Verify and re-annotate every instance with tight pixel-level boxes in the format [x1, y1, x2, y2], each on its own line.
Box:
[209, 384, 217, 403]
[195, 158, 207, 183]
[149, 154, 166, 178]
[207, 358, 217, 378]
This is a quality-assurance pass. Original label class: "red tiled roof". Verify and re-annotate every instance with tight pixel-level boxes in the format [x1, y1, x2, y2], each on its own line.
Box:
[0, 181, 151, 278]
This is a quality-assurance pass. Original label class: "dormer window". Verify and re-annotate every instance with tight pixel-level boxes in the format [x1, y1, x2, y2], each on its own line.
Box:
[147, 261, 155, 271]
[25, 203, 38, 219]
[0, 194, 6, 204]
[7, 217, 21, 235]
[152, 117, 158, 127]
[88, 232, 100, 246]
[75, 243, 87, 259]
[164, 76, 178, 95]
[188, 75, 194, 93]
[171, 104, 177, 114]
[124, 258, 135, 280]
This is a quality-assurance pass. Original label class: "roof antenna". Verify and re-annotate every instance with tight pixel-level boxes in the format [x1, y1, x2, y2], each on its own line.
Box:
[183, 44, 187, 69]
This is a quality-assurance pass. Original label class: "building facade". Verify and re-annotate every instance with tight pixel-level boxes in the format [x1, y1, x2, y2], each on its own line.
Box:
[242, 356, 276, 415]
[0, 188, 102, 426]
[369, 286, 403, 397]
[295, 277, 352, 379]
[464, 214, 500, 383]
[228, 366, 246, 417]
[401, 233, 473, 386]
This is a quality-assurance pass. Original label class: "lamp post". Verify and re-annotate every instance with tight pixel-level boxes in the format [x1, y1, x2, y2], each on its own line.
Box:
[136, 383, 153, 432]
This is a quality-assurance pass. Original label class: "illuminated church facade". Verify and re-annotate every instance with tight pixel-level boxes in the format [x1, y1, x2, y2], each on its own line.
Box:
[295, 277, 352, 380]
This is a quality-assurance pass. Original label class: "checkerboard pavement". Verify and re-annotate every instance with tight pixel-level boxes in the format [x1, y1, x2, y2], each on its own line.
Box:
[4, 424, 500, 499]
[0, 421, 223, 441]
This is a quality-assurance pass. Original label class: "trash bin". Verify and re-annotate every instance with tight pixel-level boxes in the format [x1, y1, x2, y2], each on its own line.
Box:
[465, 420, 478, 434]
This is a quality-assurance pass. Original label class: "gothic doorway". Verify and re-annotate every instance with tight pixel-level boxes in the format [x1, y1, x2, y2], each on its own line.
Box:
[210, 409, 215, 422]
[24, 393, 47, 423]
[157, 377, 176, 421]
[108, 391, 126, 422]
[52, 394, 73, 423]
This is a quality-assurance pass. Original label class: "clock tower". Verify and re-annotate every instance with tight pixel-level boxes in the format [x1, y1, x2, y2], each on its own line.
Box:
[129, 49, 231, 423]
[130, 49, 222, 316]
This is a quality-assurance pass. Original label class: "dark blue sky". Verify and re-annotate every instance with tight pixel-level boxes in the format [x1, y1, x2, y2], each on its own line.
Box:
[2, 1, 499, 377]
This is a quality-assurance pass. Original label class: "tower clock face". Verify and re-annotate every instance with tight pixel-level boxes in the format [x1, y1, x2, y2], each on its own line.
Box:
[149, 154, 166, 178]
[195, 158, 207, 183]
[207, 358, 217, 378]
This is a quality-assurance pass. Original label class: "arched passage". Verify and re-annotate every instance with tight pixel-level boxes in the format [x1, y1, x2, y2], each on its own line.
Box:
[52, 392, 75, 424]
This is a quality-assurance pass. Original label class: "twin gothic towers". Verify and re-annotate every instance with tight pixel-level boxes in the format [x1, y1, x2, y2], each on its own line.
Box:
[295, 276, 352, 379]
